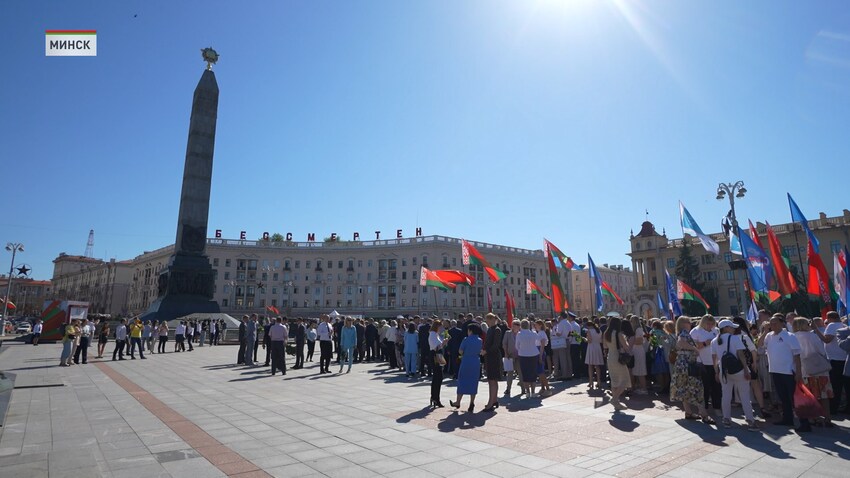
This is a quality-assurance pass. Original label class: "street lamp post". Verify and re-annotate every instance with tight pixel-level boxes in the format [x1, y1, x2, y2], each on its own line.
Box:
[717, 182, 747, 314]
[2, 242, 25, 336]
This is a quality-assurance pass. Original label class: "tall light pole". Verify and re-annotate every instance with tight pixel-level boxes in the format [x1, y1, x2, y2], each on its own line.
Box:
[2, 242, 24, 336]
[716, 181, 747, 229]
[716, 182, 747, 315]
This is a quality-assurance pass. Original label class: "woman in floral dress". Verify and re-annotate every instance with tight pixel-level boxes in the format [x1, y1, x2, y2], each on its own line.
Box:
[670, 317, 714, 424]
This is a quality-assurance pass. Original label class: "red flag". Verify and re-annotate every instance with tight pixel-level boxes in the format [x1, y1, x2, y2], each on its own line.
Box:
[545, 243, 565, 314]
[525, 278, 551, 300]
[766, 222, 798, 295]
[433, 269, 476, 286]
[601, 281, 625, 305]
[505, 289, 515, 327]
[807, 241, 832, 303]
[748, 220, 765, 250]
[461, 240, 506, 282]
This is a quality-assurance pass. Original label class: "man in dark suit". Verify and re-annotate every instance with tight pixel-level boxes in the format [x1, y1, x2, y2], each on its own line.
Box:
[418, 316, 433, 377]
[448, 316, 465, 379]
[237, 316, 247, 365]
[333, 318, 344, 363]
[263, 316, 273, 366]
[292, 317, 306, 369]
[365, 319, 378, 362]
[355, 319, 366, 363]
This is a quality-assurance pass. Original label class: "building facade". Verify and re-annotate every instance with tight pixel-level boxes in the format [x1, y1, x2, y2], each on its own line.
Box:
[50, 254, 133, 316]
[0, 277, 52, 317]
[116, 235, 610, 319]
[628, 209, 850, 318]
[569, 264, 636, 318]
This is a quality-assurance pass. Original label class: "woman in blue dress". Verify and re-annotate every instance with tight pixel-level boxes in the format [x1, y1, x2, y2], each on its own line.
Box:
[451, 323, 483, 412]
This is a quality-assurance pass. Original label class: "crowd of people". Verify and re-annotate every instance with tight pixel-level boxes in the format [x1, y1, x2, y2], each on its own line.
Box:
[55, 308, 850, 435]
[58, 317, 229, 365]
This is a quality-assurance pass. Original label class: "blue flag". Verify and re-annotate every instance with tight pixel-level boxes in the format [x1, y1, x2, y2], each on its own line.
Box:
[737, 225, 773, 295]
[665, 269, 682, 317]
[587, 254, 604, 312]
[680, 201, 720, 255]
[656, 291, 669, 319]
[788, 193, 819, 253]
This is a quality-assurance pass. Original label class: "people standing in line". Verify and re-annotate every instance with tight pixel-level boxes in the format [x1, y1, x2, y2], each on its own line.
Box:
[794, 317, 834, 428]
[269, 317, 288, 376]
[365, 318, 378, 362]
[451, 323, 483, 412]
[502, 321, 522, 397]
[403, 322, 419, 377]
[429, 319, 446, 408]
[129, 318, 146, 360]
[819, 311, 848, 415]
[293, 317, 306, 369]
[670, 316, 713, 423]
[318, 315, 334, 374]
[112, 319, 127, 361]
[244, 314, 258, 366]
[551, 312, 571, 381]
[340, 317, 357, 373]
[761, 314, 807, 433]
[482, 313, 503, 412]
[585, 320, 605, 390]
[96, 322, 110, 359]
[32, 319, 42, 346]
[516, 319, 540, 398]
[59, 319, 78, 366]
[186, 321, 194, 351]
[691, 314, 721, 415]
[711, 319, 756, 430]
[306, 321, 317, 362]
[157, 321, 169, 353]
[237, 316, 248, 365]
[603, 316, 630, 411]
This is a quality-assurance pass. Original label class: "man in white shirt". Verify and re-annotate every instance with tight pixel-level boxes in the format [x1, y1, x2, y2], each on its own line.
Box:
[317, 315, 334, 374]
[817, 311, 848, 414]
[567, 313, 583, 379]
[269, 318, 288, 376]
[32, 319, 43, 346]
[690, 315, 721, 411]
[112, 319, 127, 361]
[551, 312, 571, 381]
[763, 315, 805, 432]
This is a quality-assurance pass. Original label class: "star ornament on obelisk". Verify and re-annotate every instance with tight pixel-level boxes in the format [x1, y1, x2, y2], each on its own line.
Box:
[142, 49, 222, 323]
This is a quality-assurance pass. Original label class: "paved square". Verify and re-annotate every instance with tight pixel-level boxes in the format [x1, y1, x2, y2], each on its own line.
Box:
[0, 340, 847, 477]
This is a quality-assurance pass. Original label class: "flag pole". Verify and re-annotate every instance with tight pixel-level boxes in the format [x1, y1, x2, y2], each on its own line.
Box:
[433, 287, 439, 316]
[791, 225, 808, 285]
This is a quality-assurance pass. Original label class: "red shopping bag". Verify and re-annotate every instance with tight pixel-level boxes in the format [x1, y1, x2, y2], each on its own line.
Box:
[793, 382, 825, 419]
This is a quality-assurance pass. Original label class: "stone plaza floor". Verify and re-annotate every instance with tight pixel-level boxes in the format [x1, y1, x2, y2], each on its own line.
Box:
[0, 339, 847, 478]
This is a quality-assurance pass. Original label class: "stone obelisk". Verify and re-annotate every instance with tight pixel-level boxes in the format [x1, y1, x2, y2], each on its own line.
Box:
[142, 48, 222, 322]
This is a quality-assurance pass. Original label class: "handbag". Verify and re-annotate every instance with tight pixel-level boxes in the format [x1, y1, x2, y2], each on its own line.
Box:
[794, 382, 825, 419]
[616, 338, 634, 367]
[687, 360, 702, 378]
[502, 357, 514, 372]
[434, 353, 447, 366]
[801, 351, 831, 377]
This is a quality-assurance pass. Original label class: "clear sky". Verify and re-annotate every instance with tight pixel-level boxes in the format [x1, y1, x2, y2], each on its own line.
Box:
[3, 0, 850, 280]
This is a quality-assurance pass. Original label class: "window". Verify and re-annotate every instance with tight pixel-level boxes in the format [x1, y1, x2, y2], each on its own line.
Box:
[701, 255, 715, 265]
[667, 258, 676, 268]
[452, 257, 457, 266]
[724, 252, 732, 263]
[728, 287, 737, 299]
[357, 260, 363, 268]
[412, 271, 418, 279]
[831, 241, 842, 253]
[306, 261, 311, 269]
[402, 259, 407, 266]
[367, 273, 372, 280]
[221, 299, 228, 307]
[783, 246, 797, 258]
[274, 260, 280, 268]
[703, 271, 718, 281]
[326, 286, 332, 294]
[213, 258, 219, 266]
[224, 272, 230, 280]
[635, 243, 641, 251]
[401, 285, 407, 294]
[412, 285, 417, 293]
[272, 287, 277, 295]
[412, 257, 417, 265]
[726, 270, 734, 280]
[262, 259, 269, 268]
[336, 260, 342, 269]
[293, 287, 299, 294]
[402, 271, 407, 280]
[223, 285, 230, 294]
[295, 260, 300, 269]
[225, 259, 231, 267]
[273, 273, 279, 281]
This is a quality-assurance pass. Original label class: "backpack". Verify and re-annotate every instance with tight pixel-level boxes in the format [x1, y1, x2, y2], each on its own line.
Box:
[720, 336, 744, 376]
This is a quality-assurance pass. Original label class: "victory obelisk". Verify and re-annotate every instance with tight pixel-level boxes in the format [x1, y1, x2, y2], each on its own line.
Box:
[142, 48, 222, 322]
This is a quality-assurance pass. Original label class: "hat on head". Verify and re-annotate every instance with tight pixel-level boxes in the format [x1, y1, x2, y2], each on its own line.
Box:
[717, 319, 739, 330]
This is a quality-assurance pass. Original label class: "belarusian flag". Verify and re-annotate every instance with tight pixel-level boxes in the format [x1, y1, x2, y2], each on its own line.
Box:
[434, 269, 476, 286]
[526, 279, 550, 300]
[677, 280, 710, 311]
[420, 267, 456, 291]
[544, 239, 580, 270]
[461, 240, 506, 282]
[0, 297, 15, 310]
[601, 281, 624, 305]
[807, 241, 834, 304]
[546, 247, 565, 314]
[505, 289, 516, 327]
[766, 222, 798, 296]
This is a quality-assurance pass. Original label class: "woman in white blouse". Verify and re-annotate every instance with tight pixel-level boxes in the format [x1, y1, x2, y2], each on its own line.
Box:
[429, 320, 446, 408]
[515, 319, 541, 398]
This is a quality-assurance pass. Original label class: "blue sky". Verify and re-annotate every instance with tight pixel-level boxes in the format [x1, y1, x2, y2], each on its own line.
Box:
[3, 0, 850, 280]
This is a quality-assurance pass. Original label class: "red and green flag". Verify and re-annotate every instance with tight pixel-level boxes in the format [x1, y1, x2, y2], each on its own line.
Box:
[766, 222, 798, 296]
[0, 297, 15, 310]
[807, 241, 835, 305]
[420, 267, 456, 291]
[601, 281, 624, 305]
[433, 269, 476, 286]
[544, 239, 580, 270]
[677, 279, 710, 311]
[505, 289, 516, 327]
[526, 278, 550, 300]
[462, 240, 506, 282]
[546, 244, 566, 314]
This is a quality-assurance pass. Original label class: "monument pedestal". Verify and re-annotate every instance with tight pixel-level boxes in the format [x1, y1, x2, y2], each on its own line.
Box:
[141, 254, 219, 321]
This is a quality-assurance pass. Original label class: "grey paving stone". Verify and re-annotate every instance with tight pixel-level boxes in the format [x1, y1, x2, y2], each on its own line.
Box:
[153, 448, 201, 463]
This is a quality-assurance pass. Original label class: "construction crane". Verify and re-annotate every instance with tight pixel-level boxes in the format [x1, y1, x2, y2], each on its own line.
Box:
[84, 229, 94, 258]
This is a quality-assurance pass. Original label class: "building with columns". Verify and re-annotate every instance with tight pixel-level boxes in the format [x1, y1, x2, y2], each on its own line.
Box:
[568, 264, 636, 317]
[628, 209, 850, 318]
[50, 254, 133, 316]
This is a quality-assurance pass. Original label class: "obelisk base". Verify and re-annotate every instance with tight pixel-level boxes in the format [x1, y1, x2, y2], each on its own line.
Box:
[140, 254, 220, 323]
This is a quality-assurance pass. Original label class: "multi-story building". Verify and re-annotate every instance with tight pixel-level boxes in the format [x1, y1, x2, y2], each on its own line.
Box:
[50, 254, 133, 316]
[123, 235, 592, 319]
[0, 277, 52, 317]
[628, 209, 850, 318]
[568, 264, 636, 318]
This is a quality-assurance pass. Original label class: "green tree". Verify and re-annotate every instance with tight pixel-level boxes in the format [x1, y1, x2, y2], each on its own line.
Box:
[675, 241, 709, 316]
[270, 233, 284, 243]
